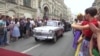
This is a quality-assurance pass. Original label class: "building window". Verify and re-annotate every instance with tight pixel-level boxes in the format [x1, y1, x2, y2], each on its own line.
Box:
[6, 0, 16, 4]
[97, 2, 100, 5]
[23, 0, 31, 7]
[92, 3, 96, 6]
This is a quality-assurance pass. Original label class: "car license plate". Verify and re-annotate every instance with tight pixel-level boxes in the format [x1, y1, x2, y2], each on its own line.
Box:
[37, 36, 47, 40]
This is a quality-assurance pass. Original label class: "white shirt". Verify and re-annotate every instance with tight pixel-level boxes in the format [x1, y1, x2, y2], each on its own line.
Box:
[30, 20, 35, 28]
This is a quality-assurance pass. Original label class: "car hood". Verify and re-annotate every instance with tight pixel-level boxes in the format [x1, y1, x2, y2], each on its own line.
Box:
[34, 26, 59, 32]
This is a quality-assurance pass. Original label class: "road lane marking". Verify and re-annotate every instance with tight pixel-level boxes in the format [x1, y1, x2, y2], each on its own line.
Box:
[21, 44, 41, 53]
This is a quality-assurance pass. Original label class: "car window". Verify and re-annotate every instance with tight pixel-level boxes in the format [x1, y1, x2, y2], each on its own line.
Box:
[46, 21, 57, 26]
[58, 22, 64, 27]
[58, 22, 60, 25]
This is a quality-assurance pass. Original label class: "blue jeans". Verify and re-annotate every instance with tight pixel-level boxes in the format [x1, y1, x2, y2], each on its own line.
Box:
[3, 29, 7, 44]
[0, 35, 4, 45]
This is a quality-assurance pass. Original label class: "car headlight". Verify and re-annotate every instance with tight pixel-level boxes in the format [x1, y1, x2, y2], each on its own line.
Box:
[49, 30, 54, 33]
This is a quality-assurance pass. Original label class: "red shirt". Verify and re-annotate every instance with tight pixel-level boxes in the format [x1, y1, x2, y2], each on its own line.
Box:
[82, 18, 98, 37]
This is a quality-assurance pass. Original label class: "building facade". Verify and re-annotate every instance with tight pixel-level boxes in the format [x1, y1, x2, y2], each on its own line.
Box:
[37, 0, 69, 20]
[0, 0, 69, 20]
[0, 0, 37, 18]
[92, 0, 100, 14]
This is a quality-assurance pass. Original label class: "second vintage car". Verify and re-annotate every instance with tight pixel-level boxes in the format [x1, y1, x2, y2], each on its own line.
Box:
[33, 20, 64, 43]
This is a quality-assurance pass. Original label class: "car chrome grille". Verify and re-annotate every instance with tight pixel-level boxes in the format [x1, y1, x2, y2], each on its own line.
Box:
[35, 32, 42, 35]
[34, 32, 49, 36]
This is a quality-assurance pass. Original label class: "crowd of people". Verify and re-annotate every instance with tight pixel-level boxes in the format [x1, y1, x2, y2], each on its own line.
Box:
[0, 13, 69, 47]
[0, 14, 49, 46]
[72, 7, 100, 56]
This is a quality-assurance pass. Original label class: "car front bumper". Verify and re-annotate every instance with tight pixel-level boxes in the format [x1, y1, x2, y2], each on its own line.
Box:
[33, 35, 53, 40]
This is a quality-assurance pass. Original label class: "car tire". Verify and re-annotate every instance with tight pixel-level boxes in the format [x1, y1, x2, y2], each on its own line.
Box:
[52, 35, 57, 43]
[60, 33, 63, 37]
[60, 30, 64, 37]
[35, 38, 39, 42]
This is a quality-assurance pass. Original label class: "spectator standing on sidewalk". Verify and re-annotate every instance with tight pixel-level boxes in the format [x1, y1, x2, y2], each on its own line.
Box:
[11, 18, 20, 41]
[30, 18, 35, 36]
[19, 18, 26, 38]
[2, 15, 8, 45]
[0, 15, 5, 46]
[6, 16, 12, 44]
[25, 18, 31, 38]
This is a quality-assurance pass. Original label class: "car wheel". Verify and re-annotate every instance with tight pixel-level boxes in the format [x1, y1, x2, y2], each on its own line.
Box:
[60, 33, 63, 37]
[35, 38, 39, 42]
[52, 35, 57, 43]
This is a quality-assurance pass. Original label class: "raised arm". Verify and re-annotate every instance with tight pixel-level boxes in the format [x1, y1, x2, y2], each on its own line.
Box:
[71, 23, 89, 30]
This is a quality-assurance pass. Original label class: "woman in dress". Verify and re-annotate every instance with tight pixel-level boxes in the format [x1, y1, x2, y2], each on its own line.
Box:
[11, 18, 20, 41]
[73, 14, 83, 49]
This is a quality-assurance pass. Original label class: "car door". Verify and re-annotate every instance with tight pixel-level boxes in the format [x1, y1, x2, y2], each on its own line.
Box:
[57, 22, 64, 36]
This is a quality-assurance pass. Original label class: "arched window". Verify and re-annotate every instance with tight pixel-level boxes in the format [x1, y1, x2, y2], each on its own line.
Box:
[23, 0, 31, 7]
[43, 6, 49, 20]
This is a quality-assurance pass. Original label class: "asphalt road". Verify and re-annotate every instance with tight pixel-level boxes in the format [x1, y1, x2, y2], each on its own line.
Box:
[2, 31, 75, 56]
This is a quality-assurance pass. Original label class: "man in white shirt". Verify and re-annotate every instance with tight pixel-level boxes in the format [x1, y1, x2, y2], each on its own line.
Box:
[30, 19, 35, 36]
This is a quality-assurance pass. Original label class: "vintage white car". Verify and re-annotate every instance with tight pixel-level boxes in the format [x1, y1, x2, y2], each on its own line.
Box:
[33, 20, 64, 42]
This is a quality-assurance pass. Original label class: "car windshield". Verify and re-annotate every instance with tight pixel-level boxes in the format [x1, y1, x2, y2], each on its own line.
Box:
[46, 21, 57, 26]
